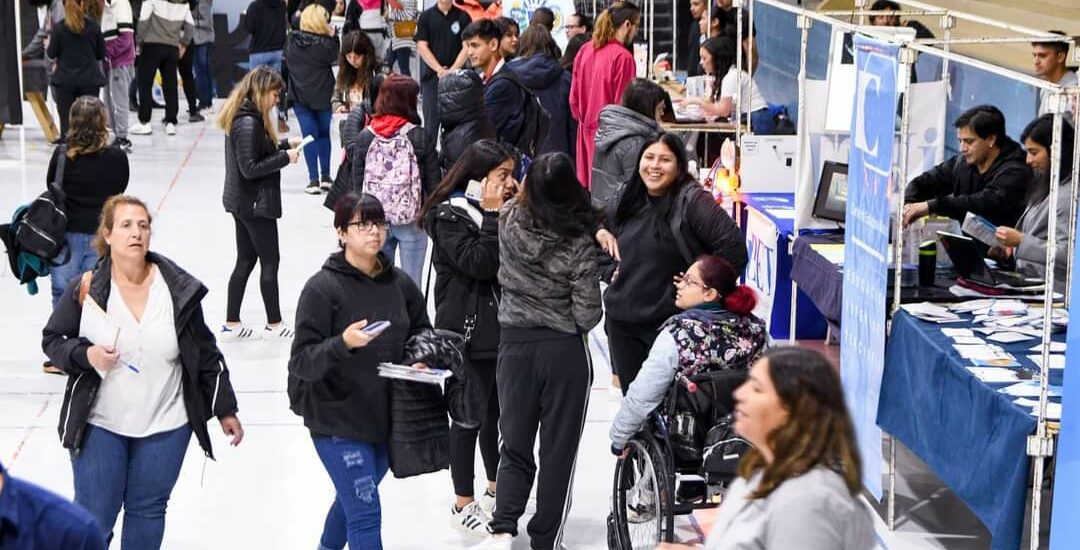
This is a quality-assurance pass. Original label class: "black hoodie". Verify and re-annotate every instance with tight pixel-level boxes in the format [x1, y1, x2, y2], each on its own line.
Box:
[286, 30, 339, 111]
[245, 0, 288, 54]
[509, 54, 574, 158]
[288, 252, 432, 443]
[905, 135, 1032, 227]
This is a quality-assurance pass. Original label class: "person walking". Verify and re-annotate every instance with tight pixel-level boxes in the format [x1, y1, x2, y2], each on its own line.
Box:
[289, 191, 433, 550]
[475, 153, 602, 550]
[48, 0, 106, 138]
[217, 66, 303, 341]
[245, 0, 290, 132]
[131, 0, 194, 136]
[42, 194, 244, 550]
[101, 0, 137, 152]
[287, 3, 340, 194]
[419, 140, 517, 535]
[569, 1, 639, 189]
[191, 0, 216, 113]
[591, 78, 666, 208]
[510, 25, 574, 159]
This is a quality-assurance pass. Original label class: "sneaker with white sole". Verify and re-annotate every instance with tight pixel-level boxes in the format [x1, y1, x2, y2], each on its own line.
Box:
[471, 534, 511, 549]
[478, 490, 496, 520]
[451, 501, 491, 537]
[304, 181, 322, 195]
[165, 123, 177, 135]
[265, 323, 295, 339]
[219, 324, 260, 342]
[130, 122, 152, 135]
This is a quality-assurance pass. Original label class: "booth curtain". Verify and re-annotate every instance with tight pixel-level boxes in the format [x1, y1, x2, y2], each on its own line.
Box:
[0, 0, 23, 125]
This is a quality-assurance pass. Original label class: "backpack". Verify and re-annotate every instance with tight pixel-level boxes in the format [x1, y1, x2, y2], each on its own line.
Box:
[363, 123, 421, 225]
[18, 146, 70, 263]
[490, 70, 551, 159]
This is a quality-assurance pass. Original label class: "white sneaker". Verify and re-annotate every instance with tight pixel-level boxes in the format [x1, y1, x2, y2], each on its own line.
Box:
[471, 533, 511, 549]
[265, 322, 295, 339]
[451, 501, 491, 537]
[478, 490, 496, 520]
[219, 324, 260, 342]
[165, 123, 177, 135]
[130, 122, 152, 135]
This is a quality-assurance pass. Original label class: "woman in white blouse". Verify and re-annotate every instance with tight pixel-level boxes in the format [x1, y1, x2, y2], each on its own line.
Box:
[680, 36, 773, 133]
[43, 195, 244, 550]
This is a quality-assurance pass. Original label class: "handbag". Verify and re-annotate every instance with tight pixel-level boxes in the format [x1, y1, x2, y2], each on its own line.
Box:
[392, 20, 417, 39]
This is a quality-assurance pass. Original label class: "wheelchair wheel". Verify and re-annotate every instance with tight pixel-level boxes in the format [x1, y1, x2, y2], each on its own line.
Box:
[611, 437, 674, 549]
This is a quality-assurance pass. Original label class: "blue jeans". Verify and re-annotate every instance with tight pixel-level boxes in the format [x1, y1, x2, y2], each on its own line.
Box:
[293, 103, 333, 181]
[249, 50, 286, 120]
[50, 232, 98, 307]
[385, 47, 412, 77]
[71, 424, 192, 549]
[382, 223, 427, 285]
[312, 436, 390, 550]
[193, 43, 214, 109]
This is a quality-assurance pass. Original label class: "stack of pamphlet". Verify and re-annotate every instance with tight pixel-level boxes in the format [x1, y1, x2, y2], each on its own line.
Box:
[377, 363, 453, 385]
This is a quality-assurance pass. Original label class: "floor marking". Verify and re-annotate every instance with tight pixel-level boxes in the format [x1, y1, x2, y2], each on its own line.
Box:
[8, 394, 51, 465]
[154, 124, 208, 216]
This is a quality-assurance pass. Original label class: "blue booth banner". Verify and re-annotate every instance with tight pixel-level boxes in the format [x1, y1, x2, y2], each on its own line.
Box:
[840, 34, 899, 500]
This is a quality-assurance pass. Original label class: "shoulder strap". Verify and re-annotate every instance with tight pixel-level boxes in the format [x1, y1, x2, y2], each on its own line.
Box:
[50, 145, 69, 203]
[78, 271, 92, 306]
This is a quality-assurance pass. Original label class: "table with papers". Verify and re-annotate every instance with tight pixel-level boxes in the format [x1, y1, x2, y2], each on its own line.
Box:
[878, 307, 1065, 550]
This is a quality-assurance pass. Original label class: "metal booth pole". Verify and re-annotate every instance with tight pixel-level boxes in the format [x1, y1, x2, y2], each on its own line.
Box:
[1070, 88, 1080, 305]
[735, 0, 744, 145]
[788, 12, 811, 344]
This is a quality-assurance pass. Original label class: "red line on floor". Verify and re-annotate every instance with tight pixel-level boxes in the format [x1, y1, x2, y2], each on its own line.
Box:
[154, 124, 208, 216]
[8, 394, 52, 465]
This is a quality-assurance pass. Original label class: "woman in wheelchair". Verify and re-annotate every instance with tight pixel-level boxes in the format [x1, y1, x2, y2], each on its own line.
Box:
[609, 254, 766, 458]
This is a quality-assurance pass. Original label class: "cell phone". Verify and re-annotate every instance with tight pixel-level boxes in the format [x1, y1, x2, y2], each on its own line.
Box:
[299, 134, 316, 148]
[361, 320, 391, 336]
[465, 179, 483, 202]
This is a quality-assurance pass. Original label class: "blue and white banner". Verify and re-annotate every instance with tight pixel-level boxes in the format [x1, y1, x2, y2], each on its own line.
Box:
[840, 34, 899, 500]
[1050, 202, 1080, 547]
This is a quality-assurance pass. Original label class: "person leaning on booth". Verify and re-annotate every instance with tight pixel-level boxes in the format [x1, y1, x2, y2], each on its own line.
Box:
[903, 105, 1032, 228]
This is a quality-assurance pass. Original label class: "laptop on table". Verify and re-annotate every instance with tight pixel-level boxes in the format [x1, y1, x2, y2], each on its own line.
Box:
[937, 231, 1043, 289]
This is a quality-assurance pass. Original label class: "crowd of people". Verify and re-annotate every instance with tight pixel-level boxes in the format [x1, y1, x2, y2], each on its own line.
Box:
[5, 0, 1078, 549]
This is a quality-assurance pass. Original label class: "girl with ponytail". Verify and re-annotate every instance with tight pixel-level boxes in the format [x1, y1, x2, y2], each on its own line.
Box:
[609, 254, 767, 455]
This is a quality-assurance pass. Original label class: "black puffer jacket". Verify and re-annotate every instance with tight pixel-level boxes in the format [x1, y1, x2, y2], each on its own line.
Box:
[591, 105, 662, 208]
[42, 253, 239, 459]
[285, 30, 339, 111]
[438, 69, 496, 173]
[423, 197, 501, 359]
[222, 100, 291, 219]
[509, 54, 574, 158]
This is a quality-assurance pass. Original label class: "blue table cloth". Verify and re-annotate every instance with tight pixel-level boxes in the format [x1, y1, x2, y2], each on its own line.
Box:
[878, 310, 1064, 550]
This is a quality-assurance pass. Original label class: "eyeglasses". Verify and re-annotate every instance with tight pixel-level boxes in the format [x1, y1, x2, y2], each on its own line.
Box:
[347, 220, 388, 233]
[674, 272, 708, 290]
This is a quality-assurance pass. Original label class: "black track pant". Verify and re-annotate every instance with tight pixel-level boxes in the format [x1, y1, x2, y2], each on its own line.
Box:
[54, 84, 101, 136]
[605, 317, 661, 393]
[449, 356, 501, 497]
[178, 41, 197, 115]
[490, 328, 592, 550]
[227, 215, 281, 324]
[137, 43, 179, 124]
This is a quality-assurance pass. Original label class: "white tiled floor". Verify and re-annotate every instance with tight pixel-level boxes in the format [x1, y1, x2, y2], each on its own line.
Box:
[0, 111, 1008, 549]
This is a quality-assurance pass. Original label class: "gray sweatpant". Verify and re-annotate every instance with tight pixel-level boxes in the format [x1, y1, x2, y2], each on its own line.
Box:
[104, 64, 135, 139]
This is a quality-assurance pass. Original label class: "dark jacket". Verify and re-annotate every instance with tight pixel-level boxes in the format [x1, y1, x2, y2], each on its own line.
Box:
[42, 253, 239, 458]
[685, 21, 702, 76]
[47, 18, 106, 88]
[222, 100, 291, 219]
[285, 30, 339, 111]
[497, 198, 602, 334]
[484, 64, 527, 148]
[244, 0, 288, 53]
[905, 135, 1031, 227]
[438, 69, 497, 173]
[509, 54, 574, 158]
[288, 252, 432, 443]
[590, 105, 662, 208]
[423, 197, 501, 359]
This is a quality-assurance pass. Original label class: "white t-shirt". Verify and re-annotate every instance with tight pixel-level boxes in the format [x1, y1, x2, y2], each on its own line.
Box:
[89, 267, 189, 437]
[719, 66, 769, 116]
[1039, 70, 1078, 118]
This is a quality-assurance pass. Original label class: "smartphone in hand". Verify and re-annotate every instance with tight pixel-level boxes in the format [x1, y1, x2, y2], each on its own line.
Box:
[465, 179, 484, 202]
[361, 320, 391, 337]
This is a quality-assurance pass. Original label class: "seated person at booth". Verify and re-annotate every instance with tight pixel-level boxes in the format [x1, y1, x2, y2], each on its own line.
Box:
[1031, 31, 1078, 118]
[991, 114, 1075, 292]
[609, 255, 767, 455]
[680, 37, 772, 132]
[869, 0, 935, 39]
[903, 105, 1032, 228]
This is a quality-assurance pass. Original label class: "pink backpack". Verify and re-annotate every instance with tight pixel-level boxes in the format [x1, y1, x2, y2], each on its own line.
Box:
[363, 123, 421, 225]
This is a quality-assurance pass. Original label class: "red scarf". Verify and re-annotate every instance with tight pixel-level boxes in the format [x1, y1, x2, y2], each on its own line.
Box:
[369, 115, 410, 137]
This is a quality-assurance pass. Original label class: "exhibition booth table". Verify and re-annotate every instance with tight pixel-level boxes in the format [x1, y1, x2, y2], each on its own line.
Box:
[878, 309, 1065, 550]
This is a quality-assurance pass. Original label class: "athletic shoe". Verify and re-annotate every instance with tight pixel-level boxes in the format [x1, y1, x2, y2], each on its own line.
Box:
[43, 361, 64, 375]
[265, 323, 295, 339]
[478, 489, 496, 520]
[219, 324, 260, 342]
[188, 111, 205, 123]
[164, 123, 177, 135]
[130, 122, 152, 135]
[471, 534, 511, 549]
[114, 137, 133, 153]
[305, 181, 322, 195]
[320, 175, 333, 191]
[451, 501, 491, 537]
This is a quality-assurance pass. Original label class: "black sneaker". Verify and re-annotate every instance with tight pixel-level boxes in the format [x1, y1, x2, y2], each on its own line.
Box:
[320, 175, 333, 191]
[305, 181, 322, 195]
[188, 111, 205, 123]
[114, 137, 133, 153]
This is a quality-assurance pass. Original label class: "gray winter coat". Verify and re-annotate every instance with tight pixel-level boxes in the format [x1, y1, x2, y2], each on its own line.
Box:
[590, 105, 662, 208]
[1015, 178, 1074, 292]
[497, 199, 602, 335]
[192, 0, 214, 45]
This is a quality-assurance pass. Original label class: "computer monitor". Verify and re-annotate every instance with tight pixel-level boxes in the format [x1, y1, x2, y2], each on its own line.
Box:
[812, 161, 849, 224]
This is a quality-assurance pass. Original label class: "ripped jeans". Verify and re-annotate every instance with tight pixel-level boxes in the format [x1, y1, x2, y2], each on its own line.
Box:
[312, 436, 390, 550]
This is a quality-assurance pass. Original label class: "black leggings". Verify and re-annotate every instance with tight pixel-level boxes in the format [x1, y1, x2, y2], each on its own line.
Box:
[449, 356, 501, 497]
[605, 317, 662, 393]
[227, 215, 281, 324]
[137, 43, 179, 124]
[178, 41, 197, 115]
[53, 84, 101, 136]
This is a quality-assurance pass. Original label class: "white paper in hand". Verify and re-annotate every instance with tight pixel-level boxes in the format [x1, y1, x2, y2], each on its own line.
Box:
[79, 296, 119, 378]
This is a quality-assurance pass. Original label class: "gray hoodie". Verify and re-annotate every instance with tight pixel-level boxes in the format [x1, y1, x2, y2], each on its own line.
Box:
[590, 104, 662, 208]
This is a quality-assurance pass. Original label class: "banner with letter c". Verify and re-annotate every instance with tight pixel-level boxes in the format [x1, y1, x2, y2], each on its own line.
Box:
[840, 34, 899, 500]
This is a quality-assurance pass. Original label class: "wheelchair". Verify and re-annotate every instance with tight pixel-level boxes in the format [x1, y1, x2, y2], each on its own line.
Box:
[608, 368, 752, 550]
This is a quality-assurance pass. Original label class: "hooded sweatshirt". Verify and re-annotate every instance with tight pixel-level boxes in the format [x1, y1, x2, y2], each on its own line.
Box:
[285, 30, 339, 110]
[102, 0, 136, 67]
[288, 252, 431, 443]
[590, 104, 662, 208]
[244, 0, 288, 53]
[137, 0, 195, 47]
[510, 54, 575, 158]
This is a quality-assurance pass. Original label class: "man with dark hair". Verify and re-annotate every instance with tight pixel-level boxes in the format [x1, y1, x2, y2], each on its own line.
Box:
[463, 19, 526, 148]
[903, 105, 1032, 227]
[684, 0, 705, 75]
[869, 0, 934, 38]
[416, 0, 472, 142]
[1031, 31, 1077, 116]
[565, 12, 592, 40]
[494, 16, 520, 61]
[0, 461, 107, 549]
[530, 7, 555, 31]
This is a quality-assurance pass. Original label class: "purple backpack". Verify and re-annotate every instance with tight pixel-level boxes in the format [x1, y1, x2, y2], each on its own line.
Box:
[363, 123, 421, 225]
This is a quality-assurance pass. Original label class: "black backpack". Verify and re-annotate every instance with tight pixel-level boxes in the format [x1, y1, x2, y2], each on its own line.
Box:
[16, 146, 70, 263]
[490, 69, 551, 159]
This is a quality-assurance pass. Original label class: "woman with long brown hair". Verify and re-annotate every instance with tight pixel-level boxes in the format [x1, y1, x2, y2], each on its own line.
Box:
[48, 0, 106, 137]
[332, 29, 379, 115]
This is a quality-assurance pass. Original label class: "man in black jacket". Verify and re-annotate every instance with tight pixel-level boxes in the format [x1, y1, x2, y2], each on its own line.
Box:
[462, 20, 526, 152]
[904, 105, 1032, 228]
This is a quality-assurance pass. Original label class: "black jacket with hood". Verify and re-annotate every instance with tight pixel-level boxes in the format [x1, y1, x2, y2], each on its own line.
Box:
[590, 105, 663, 208]
[222, 99, 292, 219]
[244, 0, 288, 53]
[437, 70, 497, 173]
[509, 54, 574, 159]
[285, 30, 339, 111]
[42, 253, 239, 458]
[288, 252, 432, 443]
[905, 135, 1032, 227]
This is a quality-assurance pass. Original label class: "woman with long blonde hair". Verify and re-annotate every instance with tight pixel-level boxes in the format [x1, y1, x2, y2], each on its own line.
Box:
[47, 0, 106, 137]
[217, 66, 302, 342]
[287, 3, 341, 194]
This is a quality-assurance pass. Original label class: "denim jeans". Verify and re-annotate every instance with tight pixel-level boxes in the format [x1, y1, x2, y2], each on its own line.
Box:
[249, 50, 286, 120]
[293, 103, 333, 181]
[71, 424, 192, 550]
[192, 43, 214, 110]
[50, 232, 99, 307]
[312, 436, 390, 550]
[385, 47, 412, 77]
[382, 222, 428, 286]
